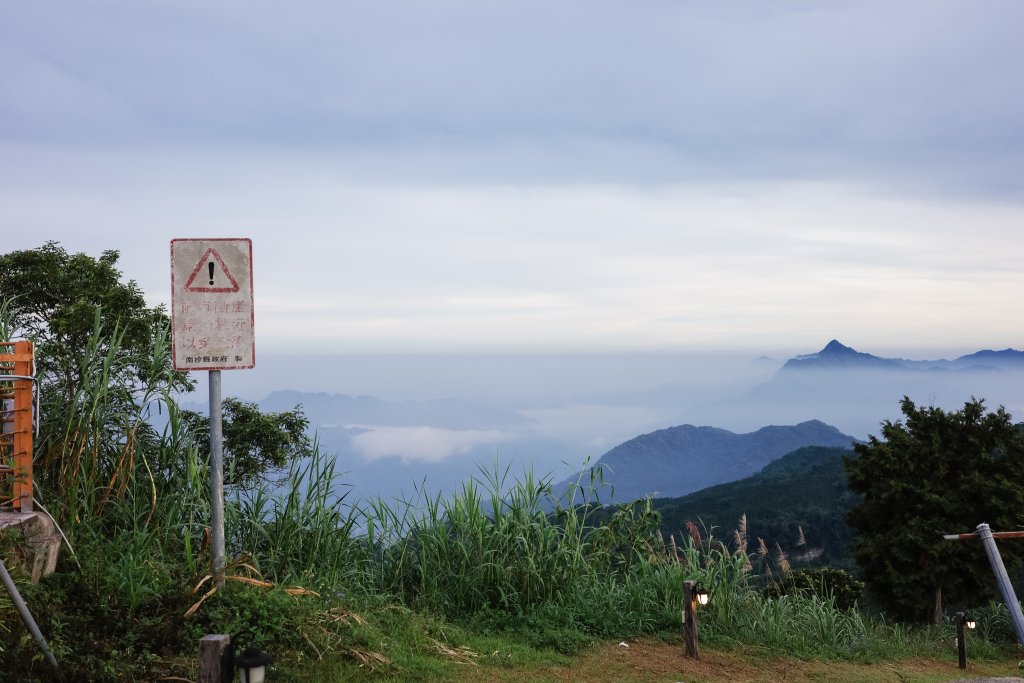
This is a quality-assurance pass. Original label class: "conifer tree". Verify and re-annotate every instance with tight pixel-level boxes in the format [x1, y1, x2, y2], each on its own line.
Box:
[845, 397, 1024, 623]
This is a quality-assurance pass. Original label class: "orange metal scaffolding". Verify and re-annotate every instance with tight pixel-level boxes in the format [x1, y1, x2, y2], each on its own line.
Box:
[0, 341, 34, 512]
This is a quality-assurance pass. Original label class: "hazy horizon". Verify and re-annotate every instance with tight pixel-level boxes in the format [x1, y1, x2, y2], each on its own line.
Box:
[184, 341, 1005, 405]
[170, 341, 1024, 503]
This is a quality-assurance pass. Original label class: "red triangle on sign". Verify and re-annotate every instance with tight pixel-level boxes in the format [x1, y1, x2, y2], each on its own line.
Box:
[184, 248, 240, 293]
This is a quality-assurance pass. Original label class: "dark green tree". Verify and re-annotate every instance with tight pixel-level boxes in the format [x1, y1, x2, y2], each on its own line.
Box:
[0, 241, 192, 403]
[0, 243, 305, 492]
[182, 398, 312, 487]
[844, 397, 1024, 623]
[0, 243, 195, 503]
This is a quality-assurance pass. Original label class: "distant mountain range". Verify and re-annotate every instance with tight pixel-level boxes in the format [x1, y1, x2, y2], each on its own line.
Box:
[259, 390, 533, 430]
[687, 340, 1024, 438]
[558, 419, 857, 503]
[784, 339, 1024, 372]
[554, 339, 1023, 506]
[245, 340, 1024, 504]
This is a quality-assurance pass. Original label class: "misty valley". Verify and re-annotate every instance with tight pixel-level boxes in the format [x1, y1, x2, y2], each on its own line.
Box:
[206, 339, 1024, 570]
[234, 340, 1023, 500]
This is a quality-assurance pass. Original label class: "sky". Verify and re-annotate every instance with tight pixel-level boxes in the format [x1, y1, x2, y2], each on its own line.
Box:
[3, 1, 1023, 362]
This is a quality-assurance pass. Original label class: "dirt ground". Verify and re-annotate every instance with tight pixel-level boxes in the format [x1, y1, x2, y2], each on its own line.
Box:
[455, 638, 1024, 683]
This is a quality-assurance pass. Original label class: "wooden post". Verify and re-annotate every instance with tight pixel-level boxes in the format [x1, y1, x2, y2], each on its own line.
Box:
[955, 612, 967, 669]
[199, 634, 233, 683]
[684, 579, 699, 659]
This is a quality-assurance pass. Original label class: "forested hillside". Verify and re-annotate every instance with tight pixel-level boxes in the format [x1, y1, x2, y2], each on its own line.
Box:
[564, 420, 855, 503]
[652, 446, 860, 569]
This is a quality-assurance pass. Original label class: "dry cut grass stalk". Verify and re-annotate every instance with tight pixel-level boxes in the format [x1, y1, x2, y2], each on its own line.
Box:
[429, 637, 479, 664]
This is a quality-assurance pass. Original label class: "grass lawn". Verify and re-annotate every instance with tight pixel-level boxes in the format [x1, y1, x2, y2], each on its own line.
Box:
[275, 633, 1024, 683]
[438, 638, 1024, 683]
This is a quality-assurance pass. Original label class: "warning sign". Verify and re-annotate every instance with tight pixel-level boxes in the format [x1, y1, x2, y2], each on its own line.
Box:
[183, 248, 241, 293]
[171, 238, 254, 371]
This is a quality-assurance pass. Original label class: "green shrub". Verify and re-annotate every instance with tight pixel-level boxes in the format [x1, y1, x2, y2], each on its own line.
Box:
[763, 567, 865, 610]
[183, 583, 313, 653]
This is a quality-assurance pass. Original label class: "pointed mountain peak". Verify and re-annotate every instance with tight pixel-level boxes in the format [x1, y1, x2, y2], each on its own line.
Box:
[783, 340, 902, 371]
[820, 339, 855, 354]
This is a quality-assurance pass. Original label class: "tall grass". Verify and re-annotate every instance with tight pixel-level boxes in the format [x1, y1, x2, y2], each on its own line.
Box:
[371, 464, 597, 614]
[35, 312, 181, 528]
[231, 438, 364, 590]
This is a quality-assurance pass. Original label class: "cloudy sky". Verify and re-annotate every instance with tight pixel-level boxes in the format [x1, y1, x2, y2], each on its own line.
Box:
[3, 1, 1022, 358]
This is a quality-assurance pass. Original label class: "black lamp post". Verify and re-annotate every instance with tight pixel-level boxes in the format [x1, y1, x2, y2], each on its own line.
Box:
[683, 580, 710, 659]
[955, 611, 976, 670]
[234, 646, 273, 683]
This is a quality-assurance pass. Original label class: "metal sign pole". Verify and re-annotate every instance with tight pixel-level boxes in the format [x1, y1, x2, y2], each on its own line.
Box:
[209, 369, 225, 586]
[0, 557, 58, 670]
[171, 238, 253, 588]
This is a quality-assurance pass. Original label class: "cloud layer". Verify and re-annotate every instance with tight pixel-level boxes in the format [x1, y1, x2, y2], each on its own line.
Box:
[350, 426, 512, 464]
[4, 2, 1022, 193]
[2, 2, 1023, 355]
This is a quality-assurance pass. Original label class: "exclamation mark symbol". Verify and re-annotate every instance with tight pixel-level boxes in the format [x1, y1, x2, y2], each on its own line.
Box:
[208, 262, 215, 286]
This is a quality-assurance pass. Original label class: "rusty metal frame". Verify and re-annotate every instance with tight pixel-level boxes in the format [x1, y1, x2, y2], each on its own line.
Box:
[944, 522, 1024, 647]
[1, 341, 34, 512]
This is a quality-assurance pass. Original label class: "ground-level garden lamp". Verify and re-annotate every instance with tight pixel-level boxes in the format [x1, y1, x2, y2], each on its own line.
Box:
[683, 580, 710, 659]
[234, 646, 273, 683]
[955, 612, 977, 670]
